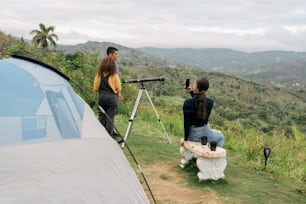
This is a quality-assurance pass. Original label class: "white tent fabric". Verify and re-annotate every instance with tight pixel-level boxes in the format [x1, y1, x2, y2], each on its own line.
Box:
[0, 56, 149, 204]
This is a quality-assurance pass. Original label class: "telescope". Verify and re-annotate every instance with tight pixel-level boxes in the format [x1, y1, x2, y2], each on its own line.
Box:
[122, 76, 164, 83]
[121, 75, 171, 149]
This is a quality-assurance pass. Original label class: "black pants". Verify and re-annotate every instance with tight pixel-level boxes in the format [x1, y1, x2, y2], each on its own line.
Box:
[97, 90, 118, 137]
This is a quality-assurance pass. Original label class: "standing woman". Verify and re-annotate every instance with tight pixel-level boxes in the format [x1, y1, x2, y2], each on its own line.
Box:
[180, 77, 224, 147]
[93, 56, 122, 137]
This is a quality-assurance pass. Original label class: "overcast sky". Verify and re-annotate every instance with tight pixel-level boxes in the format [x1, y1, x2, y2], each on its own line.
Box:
[1, 0, 306, 51]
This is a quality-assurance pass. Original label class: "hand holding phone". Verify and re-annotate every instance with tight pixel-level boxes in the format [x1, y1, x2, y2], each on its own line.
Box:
[185, 79, 190, 89]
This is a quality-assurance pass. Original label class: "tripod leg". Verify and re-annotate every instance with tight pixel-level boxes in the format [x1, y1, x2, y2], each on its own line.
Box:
[144, 89, 172, 144]
[121, 88, 143, 148]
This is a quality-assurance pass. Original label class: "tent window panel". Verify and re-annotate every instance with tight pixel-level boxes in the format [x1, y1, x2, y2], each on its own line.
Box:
[22, 117, 47, 140]
[46, 91, 81, 139]
[67, 85, 84, 119]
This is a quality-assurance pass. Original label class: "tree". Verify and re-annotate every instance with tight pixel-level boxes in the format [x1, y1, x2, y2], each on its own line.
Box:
[9, 37, 29, 55]
[30, 23, 58, 49]
[0, 31, 19, 53]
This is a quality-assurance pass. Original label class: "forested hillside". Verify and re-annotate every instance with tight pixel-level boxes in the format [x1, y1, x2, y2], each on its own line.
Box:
[119, 65, 306, 135]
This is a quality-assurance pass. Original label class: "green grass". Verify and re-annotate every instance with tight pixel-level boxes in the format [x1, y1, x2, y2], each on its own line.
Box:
[179, 156, 305, 204]
[114, 113, 306, 203]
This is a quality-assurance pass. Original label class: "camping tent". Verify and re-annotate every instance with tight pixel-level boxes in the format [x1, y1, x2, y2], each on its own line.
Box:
[0, 55, 149, 203]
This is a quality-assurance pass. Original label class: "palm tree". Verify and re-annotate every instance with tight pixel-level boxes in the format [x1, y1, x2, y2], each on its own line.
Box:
[30, 23, 58, 49]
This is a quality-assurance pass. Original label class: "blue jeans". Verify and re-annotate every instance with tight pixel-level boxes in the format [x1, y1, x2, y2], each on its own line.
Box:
[189, 123, 224, 147]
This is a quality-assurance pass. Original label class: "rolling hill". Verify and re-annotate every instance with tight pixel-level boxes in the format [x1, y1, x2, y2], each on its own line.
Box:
[57, 41, 176, 67]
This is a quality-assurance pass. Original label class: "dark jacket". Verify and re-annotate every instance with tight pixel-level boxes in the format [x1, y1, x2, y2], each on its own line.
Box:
[183, 91, 214, 141]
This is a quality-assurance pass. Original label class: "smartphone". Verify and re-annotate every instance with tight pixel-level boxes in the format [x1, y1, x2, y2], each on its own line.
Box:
[185, 79, 190, 88]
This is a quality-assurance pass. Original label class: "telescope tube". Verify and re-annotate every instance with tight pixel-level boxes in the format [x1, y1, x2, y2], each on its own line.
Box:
[122, 76, 164, 83]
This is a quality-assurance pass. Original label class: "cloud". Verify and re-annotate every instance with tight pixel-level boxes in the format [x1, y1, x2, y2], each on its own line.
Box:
[1, 0, 306, 51]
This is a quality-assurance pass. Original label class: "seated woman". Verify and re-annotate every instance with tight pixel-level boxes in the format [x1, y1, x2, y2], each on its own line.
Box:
[180, 77, 224, 147]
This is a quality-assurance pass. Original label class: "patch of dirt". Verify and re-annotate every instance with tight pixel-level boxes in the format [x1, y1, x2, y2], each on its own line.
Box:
[142, 161, 223, 204]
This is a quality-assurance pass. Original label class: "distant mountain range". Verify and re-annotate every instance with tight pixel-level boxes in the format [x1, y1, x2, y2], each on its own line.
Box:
[57, 41, 175, 67]
[58, 41, 306, 88]
[137, 47, 306, 88]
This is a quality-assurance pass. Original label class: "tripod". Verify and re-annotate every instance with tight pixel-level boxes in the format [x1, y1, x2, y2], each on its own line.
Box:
[121, 83, 172, 148]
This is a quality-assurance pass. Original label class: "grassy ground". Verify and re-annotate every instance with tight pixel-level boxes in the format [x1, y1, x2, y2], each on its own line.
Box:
[114, 114, 305, 204]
